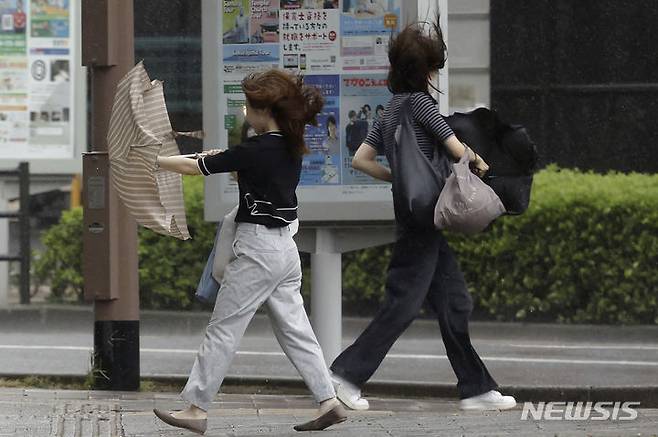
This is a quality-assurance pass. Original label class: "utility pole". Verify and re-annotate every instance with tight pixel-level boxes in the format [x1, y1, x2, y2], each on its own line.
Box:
[81, 0, 140, 391]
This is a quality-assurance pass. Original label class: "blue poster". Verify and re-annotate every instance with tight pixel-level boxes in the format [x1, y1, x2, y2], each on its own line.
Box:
[299, 74, 341, 185]
[340, 0, 400, 72]
[340, 73, 391, 185]
[222, 43, 279, 77]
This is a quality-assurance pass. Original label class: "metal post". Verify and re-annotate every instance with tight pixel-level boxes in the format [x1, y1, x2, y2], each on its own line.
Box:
[82, 0, 140, 391]
[310, 228, 343, 365]
[18, 162, 30, 305]
[0, 181, 7, 308]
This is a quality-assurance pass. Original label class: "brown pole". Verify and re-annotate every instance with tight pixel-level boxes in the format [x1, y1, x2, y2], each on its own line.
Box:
[81, 0, 140, 391]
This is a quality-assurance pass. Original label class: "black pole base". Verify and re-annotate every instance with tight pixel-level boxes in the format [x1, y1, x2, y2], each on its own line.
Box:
[93, 320, 140, 391]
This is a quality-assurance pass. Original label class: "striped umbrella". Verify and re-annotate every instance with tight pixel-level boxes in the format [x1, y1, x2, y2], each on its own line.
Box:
[107, 61, 199, 240]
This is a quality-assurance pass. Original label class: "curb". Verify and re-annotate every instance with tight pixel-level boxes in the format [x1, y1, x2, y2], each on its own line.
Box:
[3, 304, 658, 342]
[3, 373, 657, 408]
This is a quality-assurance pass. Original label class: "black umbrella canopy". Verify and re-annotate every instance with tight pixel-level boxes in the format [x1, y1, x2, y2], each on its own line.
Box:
[445, 108, 539, 215]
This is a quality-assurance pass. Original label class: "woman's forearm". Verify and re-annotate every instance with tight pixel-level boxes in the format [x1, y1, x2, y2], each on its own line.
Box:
[353, 158, 392, 182]
[156, 155, 202, 175]
[444, 135, 476, 161]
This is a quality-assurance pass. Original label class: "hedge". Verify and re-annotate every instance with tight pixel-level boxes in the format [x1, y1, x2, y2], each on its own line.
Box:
[34, 167, 658, 324]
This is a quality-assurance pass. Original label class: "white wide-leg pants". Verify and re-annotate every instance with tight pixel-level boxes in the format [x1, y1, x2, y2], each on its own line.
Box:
[181, 223, 335, 411]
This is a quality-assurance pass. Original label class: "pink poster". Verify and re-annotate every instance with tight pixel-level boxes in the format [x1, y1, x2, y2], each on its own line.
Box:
[249, 0, 279, 43]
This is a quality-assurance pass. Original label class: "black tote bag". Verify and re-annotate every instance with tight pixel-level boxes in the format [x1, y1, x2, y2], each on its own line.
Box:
[390, 97, 451, 230]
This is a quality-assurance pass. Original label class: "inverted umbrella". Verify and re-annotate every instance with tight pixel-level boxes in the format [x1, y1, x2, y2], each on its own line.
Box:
[445, 108, 538, 215]
[107, 61, 199, 240]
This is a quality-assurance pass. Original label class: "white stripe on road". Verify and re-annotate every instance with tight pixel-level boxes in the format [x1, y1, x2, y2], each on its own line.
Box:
[507, 343, 658, 351]
[1, 345, 657, 367]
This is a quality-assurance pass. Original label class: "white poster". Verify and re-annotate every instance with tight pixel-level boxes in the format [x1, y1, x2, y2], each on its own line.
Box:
[280, 8, 340, 73]
[0, 0, 74, 159]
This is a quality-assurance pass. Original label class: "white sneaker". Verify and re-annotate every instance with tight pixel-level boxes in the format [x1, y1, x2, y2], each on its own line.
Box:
[330, 372, 370, 410]
[459, 390, 517, 411]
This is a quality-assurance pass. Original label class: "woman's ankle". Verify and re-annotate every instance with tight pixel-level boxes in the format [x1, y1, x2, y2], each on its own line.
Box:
[173, 404, 207, 419]
[319, 397, 340, 414]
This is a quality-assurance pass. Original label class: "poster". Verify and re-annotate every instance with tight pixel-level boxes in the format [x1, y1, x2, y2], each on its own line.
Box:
[0, 0, 27, 55]
[341, 0, 399, 72]
[25, 55, 71, 155]
[299, 74, 340, 185]
[340, 73, 390, 185]
[222, 82, 251, 149]
[250, 0, 279, 43]
[0, 57, 28, 151]
[280, 8, 339, 73]
[223, 43, 279, 78]
[30, 0, 69, 38]
[281, 0, 338, 9]
[0, 0, 73, 159]
[223, 0, 250, 44]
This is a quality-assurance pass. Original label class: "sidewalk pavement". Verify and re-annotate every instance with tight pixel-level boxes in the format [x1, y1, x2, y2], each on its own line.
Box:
[1, 388, 657, 437]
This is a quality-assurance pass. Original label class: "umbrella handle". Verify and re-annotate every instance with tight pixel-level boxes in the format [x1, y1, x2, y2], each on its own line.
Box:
[172, 130, 205, 140]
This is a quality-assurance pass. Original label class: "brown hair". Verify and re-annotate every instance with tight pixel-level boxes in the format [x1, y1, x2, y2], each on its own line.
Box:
[387, 14, 447, 94]
[241, 69, 324, 158]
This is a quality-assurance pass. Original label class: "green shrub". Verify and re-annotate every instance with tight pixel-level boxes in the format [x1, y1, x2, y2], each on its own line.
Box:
[341, 166, 658, 324]
[33, 177, 215, 309]
[137, 176, 215, 310]
[34, 167, 658, 324]
[33, 207, 84, 302]
[451, 166, 658, 324]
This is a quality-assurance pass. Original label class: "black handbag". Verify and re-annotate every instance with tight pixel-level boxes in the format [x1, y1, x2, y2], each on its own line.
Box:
[390, 97, 451, 229]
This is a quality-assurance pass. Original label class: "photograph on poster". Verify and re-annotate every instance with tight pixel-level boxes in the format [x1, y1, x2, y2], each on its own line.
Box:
[30, 0, 70, 38]
[50, 58, 68, 81]
[0, 0, 27, 54]
[223, 0, 249, 44]
[0, 0, 25, 32]
[301, 0, 338, 8]
[299, 74, 340, 185]
[343, 0, 388, 16]
[340, 74, 390, 185]
[341, 0, 399, 71]
[223, 43, 279, 77]
[280, 0, 301, 9]
[250, 0, 279, 43]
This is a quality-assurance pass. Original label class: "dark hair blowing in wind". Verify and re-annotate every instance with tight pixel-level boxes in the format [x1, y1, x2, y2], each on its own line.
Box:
[387, 14, 447, 94]
[241, 69, 324, 158]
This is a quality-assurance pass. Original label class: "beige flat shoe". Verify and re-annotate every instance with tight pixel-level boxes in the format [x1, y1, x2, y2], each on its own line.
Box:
[153, 408, 207, 435]
[293, 404, 348, 431]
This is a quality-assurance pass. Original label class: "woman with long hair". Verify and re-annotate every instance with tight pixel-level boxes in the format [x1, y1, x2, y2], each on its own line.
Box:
[329, 17, 517, 412]
[152, 69, 347, 434]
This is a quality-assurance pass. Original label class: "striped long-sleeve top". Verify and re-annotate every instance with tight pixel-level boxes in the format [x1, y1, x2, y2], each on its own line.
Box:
[364, 92, 455, 161]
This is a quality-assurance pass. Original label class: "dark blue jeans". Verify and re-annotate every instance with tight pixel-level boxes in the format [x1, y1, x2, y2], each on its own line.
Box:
[330, 227, 498, 399]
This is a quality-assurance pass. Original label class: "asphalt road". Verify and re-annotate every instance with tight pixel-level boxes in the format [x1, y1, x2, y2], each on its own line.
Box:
[1, 307, 657, 389]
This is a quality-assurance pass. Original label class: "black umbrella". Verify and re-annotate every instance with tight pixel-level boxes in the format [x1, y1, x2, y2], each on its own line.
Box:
[445, 108, 539, 215]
